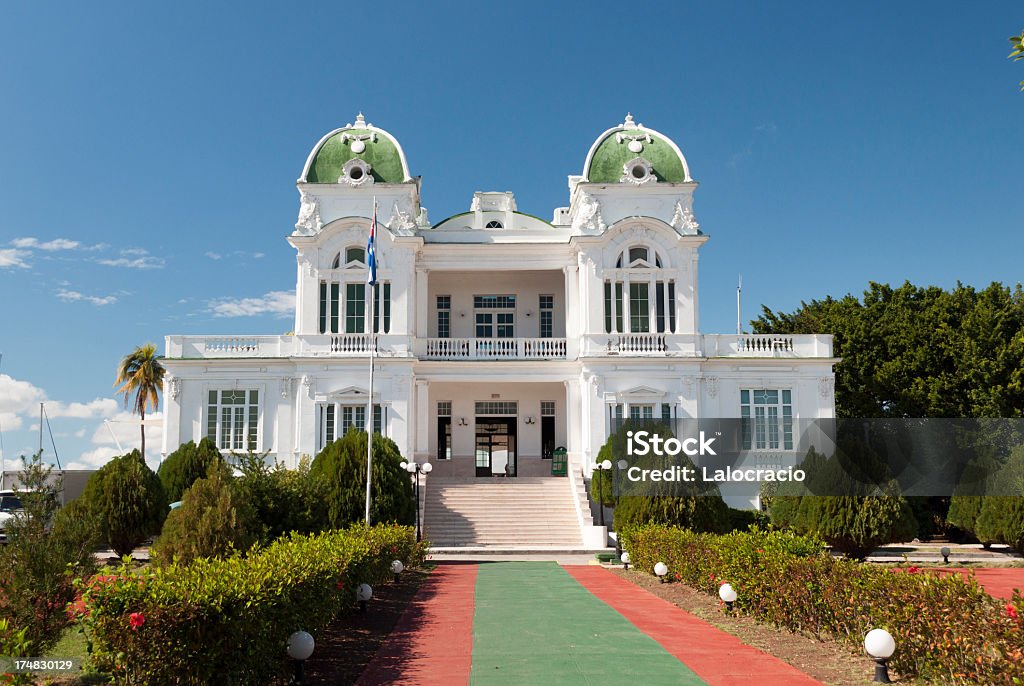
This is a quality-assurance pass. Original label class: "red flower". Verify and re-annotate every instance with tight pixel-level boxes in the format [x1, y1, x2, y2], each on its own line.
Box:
[709, 573, 715, 581]
[1006, 603, 1019, 619]
[336, 580, 345, 590]
[907, 566, 920, 574]
[128, 612, 145, 630]
[719, 580, 728, 586]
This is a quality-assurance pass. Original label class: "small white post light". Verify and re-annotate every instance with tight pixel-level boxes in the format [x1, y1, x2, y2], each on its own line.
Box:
[621, 551, 630, 570]
[654, 562, 668, 583]
[864, 628, 896, 683]
[940, 546, 951, 564]
[286, 630, 315, 685]
[422, 462, 433, 474]
[718, 582, 738, 612]
[357, 583, 373, 613]
[391, 559, 405, 583]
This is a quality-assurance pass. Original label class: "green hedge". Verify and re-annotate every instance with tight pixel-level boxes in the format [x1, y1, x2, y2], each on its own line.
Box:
[620, 525, 1024, 684]
[79, 524, 425, 685]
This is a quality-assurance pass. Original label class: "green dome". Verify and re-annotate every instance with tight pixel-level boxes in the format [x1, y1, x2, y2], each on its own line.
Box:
[302, 115, 411, 184]
[583, 115, 691, 184]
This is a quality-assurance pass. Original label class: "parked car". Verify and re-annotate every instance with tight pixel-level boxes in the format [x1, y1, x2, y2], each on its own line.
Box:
[0, 490, 25, 543]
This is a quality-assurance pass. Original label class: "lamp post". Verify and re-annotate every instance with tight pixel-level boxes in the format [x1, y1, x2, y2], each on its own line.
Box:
[654, 562, 668, 583]
[593, 459, 612, 527]
[286, 631, 314, 686]
[864, 628, 896, 683]
[940, 546, 951, 564]
[357, 583, 373, 614]
[400, 461, 433, 541]
[718, 582, 737, 612]
[621, 551, 630, 570]
[391, 559, 404, 583]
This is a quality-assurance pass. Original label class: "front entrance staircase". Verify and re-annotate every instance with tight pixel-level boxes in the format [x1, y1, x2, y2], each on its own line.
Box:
[423, 476, 596, 550]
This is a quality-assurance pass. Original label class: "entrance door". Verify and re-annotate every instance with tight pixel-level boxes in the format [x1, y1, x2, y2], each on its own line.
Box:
[475, 418, 517, 477]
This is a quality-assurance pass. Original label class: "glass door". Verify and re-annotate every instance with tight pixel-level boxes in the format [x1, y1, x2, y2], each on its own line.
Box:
[474, 419, 517, 477]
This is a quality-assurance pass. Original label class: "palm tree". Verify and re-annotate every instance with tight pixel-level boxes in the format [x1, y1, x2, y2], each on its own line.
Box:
[114, 343, 165, 461]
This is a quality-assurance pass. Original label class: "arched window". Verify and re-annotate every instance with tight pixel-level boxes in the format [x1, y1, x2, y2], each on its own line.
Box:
[605, 244, 674, 335]
[485, 220, 503, 229]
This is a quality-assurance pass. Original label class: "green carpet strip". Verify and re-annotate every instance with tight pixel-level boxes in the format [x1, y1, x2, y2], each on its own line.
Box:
[470, 562, 707, 685]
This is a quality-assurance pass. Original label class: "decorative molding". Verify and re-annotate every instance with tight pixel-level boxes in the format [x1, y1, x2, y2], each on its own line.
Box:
[295, 191, 322, 234]
[296, 249, 314, 278]
[704, 376, 719, 398]
[168, 376, 180, 401]
[416, 207, 430, 227]
[388, 201, 417, 235]
[621, 157, 656, 185]
[571, 191, 606, 234]
[671, 202, 700, 235]
[818, 377, 835, 398]
[338, 158, 374, 186]
[280, 378, 292, 399]
[301, 375, 313, 390]
[340, 130, 377, 154]
[469, 196, 480, 212]
[681, 375, 696, 395]
[616, 130, 652, 154]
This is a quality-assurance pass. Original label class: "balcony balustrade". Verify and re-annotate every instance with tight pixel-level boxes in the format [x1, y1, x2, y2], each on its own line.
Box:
[424, 337, 567, 360]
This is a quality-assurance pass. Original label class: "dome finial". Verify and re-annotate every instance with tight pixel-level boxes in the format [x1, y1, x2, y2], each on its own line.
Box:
[623, 112, 637, 129]
[355, 112, 366, 127]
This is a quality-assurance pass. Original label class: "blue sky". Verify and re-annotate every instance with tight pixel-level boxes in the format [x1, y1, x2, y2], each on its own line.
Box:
[1, 2, 1022, 470]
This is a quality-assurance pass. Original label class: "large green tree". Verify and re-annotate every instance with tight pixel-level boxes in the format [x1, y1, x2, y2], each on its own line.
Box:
[114, 343, 165, 461]
[754, 281, 1024, 540]
[753, 281, 1024, 419]
[1011, 30, 1024, 91]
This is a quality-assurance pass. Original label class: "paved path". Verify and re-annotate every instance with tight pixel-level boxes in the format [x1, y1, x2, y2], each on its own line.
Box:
[359, 562, 823, 685]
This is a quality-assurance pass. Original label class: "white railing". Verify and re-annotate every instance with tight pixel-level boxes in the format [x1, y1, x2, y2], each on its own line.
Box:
[607, 333, 667, 354]
[165, 336, 293, 358]
[425, 337, 567, 360]
[204, 337, 261, 355]
[702, 334, 833, 358]
[329, 334, 375, 353]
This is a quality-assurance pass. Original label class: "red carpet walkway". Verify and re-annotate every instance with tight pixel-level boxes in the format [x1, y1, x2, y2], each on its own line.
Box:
[937, 567, 1024, 600]
[566, 567, 823, 686]
[359, 563, 825, 685]
[356, 564, 477, 685]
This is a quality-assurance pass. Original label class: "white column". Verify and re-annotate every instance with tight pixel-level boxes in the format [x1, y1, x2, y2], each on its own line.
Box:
[414, 378, 430, 460]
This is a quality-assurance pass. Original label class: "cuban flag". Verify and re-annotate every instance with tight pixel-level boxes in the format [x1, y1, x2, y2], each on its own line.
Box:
[366, 201, 377, 286]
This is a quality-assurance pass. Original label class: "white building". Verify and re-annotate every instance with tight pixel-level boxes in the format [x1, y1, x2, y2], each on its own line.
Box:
[162, 113, 836, 546]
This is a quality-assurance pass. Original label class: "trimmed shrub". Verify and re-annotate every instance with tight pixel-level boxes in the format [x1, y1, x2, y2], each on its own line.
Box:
[79, 450, 167, 557]
[975, 496, 1024, 553]
[598, 420, 730, 532]
[620, 524, 1024, 683]
[157, 438, 225, 503]
[80, 524, 424, 685]
[151, 465, 259, 566]
[310, 431, 414, 528]
[234, 453, 328, 542]
[0, 454, 99, 652]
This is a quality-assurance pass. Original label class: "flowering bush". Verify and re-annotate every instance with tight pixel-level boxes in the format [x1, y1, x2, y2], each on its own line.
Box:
[80, 524, 425, 685]
[620, 524, 1024, 684]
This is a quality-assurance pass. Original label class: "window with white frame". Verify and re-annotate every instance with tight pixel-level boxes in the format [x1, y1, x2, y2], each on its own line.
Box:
[603, 245, 675, 335]
[539, 294, 554, 338]
[474, 295, 515, 338]
[317, 402, 385, 452]
[741, 389, 793, 450]
[437, 295, 451, 338]
[319, 244, 389, 334]
[206, 389, 259, 451]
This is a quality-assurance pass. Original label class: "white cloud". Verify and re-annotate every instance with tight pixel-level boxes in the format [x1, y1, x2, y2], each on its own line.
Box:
[97, 248, 165, 269]
[0, 249, 30, 269]
[0, 374, 46, 415]
[252, 252, 265, 259]
[0, 411, 23, 432]
[56, 289, 118, 306]
[204, 251, 222, 260]
[210, 290, 295, 317]
[47, 398, 119, 419]
[12, 237, 80, 250]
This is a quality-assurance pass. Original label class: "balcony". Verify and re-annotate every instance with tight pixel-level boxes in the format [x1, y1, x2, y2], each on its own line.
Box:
[424, 337, 567, 360]
[580, 333, 833, 358]
[165, 334, 390, 359]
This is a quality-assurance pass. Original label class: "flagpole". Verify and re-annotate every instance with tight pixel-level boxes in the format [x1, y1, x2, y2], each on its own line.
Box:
[364, 198, 377, 525]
